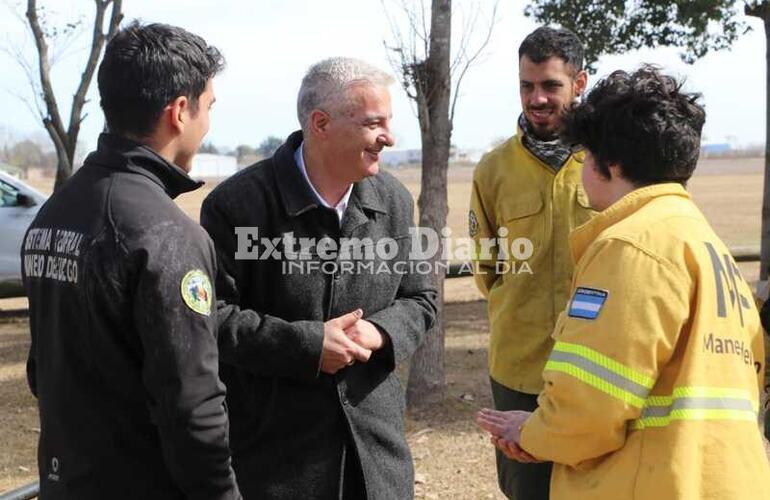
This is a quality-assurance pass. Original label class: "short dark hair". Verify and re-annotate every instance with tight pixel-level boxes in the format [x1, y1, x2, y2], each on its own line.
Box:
[98, 21, 225, 137]
[518, 26, 584, 74]
[561, 65, 705, 186]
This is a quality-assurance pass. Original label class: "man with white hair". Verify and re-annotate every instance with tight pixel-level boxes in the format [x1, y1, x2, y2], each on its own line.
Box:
[201, 57, 437, 499]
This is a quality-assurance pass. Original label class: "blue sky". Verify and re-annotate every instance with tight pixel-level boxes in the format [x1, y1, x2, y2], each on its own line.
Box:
[0, 0, 765, 154]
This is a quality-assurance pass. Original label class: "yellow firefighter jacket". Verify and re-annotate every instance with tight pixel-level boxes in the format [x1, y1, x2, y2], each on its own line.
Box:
[520, 183, 770, 499]
[470, 134, 594, 393]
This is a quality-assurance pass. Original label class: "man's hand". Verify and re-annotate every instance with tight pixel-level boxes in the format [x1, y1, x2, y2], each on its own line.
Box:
[320, 309, 372, 374]
[476, 408, 541, 463]
[490, 435, 540, 463]
[344, 319, 386, 351]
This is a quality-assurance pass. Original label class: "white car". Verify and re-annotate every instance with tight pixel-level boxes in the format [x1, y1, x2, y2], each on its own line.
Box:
[0, 170, 48, 298]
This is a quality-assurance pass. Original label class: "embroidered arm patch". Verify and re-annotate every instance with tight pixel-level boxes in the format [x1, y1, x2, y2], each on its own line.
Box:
[568, 287, 608, 320]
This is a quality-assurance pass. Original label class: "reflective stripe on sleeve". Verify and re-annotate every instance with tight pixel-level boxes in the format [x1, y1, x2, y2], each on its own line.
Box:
[630, 387, 759, 430]
[544, 341, 655, 408]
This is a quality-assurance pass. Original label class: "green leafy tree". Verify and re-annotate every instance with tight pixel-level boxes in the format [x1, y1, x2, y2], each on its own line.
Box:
[525, 1, 747, 72]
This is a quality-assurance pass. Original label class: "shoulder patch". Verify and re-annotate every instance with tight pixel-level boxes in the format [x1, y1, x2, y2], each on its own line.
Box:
[469, 210, 479, 237]
[568, 287, 608, 320]
[181, 269, 212, 316]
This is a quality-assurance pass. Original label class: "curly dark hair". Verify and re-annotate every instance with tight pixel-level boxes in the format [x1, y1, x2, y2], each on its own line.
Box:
[561, 65, 705, 186]
[518, 26, 584, 75]
[98, 21, 225, 137]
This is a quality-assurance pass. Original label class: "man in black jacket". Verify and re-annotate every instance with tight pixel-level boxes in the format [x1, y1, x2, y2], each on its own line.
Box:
[201, 57, 438, 499]
[22, 22, 240, 499]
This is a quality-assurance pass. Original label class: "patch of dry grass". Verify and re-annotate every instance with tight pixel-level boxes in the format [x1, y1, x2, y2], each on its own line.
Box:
[26, 156, 764, 250]
[0, 320, 38, 492]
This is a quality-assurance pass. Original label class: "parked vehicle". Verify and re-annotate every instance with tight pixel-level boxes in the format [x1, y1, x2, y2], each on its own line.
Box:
[0, 171, 47, 298]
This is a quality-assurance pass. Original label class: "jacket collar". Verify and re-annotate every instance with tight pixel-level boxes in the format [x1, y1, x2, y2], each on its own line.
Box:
[274, 130, 388, 219]
[569, 183, 690, 262]
[86, 133, 203, 199]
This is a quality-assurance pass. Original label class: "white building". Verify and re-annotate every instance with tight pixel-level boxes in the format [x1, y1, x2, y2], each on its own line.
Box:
[380, 149, 422, 167]
[189, 154, 237, 178]
[380, 147, 487, 167]
[451, 148, 485, 164]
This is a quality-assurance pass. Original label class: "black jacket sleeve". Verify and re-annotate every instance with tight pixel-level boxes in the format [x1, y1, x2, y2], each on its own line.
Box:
[130, 230, 240, 500]
[26, 333, 37, 397]
[200, 194, 325, 381]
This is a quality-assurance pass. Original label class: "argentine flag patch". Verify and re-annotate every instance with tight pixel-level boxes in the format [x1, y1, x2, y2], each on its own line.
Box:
[568, 287, 608, 320]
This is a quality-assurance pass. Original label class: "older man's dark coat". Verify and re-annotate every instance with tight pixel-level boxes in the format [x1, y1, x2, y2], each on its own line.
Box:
[200, 131, 437, 499]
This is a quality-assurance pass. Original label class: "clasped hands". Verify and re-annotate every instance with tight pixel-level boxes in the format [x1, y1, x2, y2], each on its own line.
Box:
[320, 308, 386, 374]
[475, 408, 541, 463]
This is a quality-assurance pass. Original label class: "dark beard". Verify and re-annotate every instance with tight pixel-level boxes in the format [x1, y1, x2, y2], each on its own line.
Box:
[517, 113, 571, 171]
[523, 113, 559, 141]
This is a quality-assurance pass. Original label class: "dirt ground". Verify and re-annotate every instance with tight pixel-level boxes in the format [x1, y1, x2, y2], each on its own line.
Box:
[1, 157, 765, 496]
[1, 277, 765, 497]
[0, 318, 38, 494]
[0, 296, 507, 498]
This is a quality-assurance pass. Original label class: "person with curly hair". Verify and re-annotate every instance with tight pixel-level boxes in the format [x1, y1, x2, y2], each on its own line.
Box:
[477, 65, 770, 499]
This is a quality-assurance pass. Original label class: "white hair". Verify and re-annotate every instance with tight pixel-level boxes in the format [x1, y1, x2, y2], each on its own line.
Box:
[297, 57, 395, 132]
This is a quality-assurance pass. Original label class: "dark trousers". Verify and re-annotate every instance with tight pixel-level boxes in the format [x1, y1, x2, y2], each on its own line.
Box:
[490, 377, 552, 500]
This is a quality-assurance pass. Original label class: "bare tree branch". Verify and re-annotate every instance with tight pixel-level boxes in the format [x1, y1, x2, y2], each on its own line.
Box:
[449, 0, 498, 125]
[0, 42, 45, 117]
[26, 0, 66, 145]
[9, 0, 125, 189]
[3, 87, 41, 119]
[383, 0, 498, 130]
[67, 0, 123, 157]
[42, 116, 67, 161]
[419, 0, 429, 56]
[47, 12, 87, 65]
[383, 0, 427, 114]
[449, 9, 469, 75]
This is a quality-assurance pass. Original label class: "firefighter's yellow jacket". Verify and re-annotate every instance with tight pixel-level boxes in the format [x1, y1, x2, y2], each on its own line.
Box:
[520, 183, 770, 499]
[470, 134, 594, 393]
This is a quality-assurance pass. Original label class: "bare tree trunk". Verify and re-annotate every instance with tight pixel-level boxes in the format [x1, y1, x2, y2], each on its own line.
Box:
[759, 11, 770, 437]
[406, 0, 452, 409]
[747, 0, 770, 440]
[384, 0, 495, 408]
[25, 0, 122, 191]
[756, 9, 770, 285]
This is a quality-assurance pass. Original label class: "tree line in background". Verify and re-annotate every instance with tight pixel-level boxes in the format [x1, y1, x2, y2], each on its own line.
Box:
[199, 135, 284, 165]
[0, 132, 286, 172]
[0, 137, 57, 171]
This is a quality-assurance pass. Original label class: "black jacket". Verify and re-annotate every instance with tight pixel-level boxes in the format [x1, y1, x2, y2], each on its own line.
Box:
[201, 131, 438, 499]
[23, 134, 239, 499]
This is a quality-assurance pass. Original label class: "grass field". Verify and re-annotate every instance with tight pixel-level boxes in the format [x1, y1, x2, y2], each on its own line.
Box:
[22, 155, 765, 252]
[0, 156, 765, 496]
